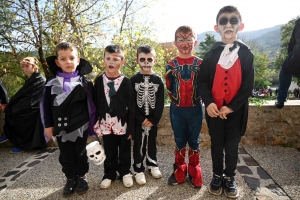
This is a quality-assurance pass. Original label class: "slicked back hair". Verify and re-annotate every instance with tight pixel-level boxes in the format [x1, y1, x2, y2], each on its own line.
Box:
[216, 5, 242, 24]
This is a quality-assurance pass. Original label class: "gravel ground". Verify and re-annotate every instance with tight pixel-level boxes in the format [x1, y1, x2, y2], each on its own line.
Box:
[0, 145, 255, 200]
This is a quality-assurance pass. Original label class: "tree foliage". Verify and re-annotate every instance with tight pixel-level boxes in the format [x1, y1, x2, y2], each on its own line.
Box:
[196, 33, 216, 58]
[0, 0, 170, 98]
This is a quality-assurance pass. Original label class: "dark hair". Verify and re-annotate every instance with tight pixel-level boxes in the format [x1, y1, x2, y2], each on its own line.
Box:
[216, 5, 242, 24]
[136, 44, 156, 58]
[174, 25, 196, 40]
[104, 44, 124, 59]
[55, 42, 78, 57]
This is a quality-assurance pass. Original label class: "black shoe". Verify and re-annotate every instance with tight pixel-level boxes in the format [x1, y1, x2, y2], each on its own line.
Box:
[76, 175, 89, 195]
[208, 174, 223, 195]
[63, 177, 77, 197]
[223, 176, 238, 198]
[275, 101, 284, 109]
[168, 173, 178, 185]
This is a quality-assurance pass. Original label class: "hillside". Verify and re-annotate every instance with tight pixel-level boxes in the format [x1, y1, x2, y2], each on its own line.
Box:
[196, 25, 282, 54]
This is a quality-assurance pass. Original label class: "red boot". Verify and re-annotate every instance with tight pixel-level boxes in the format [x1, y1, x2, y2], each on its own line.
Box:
[168, 147, 187, 185]
[188, 148, 203, 188]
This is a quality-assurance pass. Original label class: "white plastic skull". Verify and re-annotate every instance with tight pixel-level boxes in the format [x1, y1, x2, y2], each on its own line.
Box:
[86, 141, 106, 165]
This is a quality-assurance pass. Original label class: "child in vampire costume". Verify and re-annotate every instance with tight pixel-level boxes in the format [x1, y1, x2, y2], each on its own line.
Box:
[41, 43, 96, 197]
[198, 6, 254, 198]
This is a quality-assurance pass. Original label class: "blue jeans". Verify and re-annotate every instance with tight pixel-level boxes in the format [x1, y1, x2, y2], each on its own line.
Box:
[170, 103, 203, 150]
[277, 59, 292, 102]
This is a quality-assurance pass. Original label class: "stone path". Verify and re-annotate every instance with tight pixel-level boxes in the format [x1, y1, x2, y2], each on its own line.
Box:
[0, 148, 58, 192]
[237, 147, 290, 200]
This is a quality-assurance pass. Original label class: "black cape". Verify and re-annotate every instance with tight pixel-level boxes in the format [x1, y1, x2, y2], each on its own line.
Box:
[4, 72, 47, 150]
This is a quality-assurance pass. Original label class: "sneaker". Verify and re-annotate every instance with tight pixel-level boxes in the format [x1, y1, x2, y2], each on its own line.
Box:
[275, 101, 284, 109]
[135, 172, 146, 185]
[0, 134, 8, 144]
[148, 166, 162, 179]
[223, 176, 239, 198]
[63, 177, 77, 197]
[76, 175, 89, 195]
[208, 174, 223, 196]
[10, 147, 23, 153]
[100, 179, 112, 189]
[122, 173, 133, 188]
[167, 173, 178, 185]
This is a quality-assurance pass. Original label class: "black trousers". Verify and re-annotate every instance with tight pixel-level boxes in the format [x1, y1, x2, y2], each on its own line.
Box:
[57, 130, 89, 179]
[102, 134, 131, 180]
[207, 108, 243, 177]
[133, 125, 158, 173]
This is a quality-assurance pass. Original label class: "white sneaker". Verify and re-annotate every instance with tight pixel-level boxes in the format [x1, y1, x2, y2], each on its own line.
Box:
[122, 173, 133, 188]
[135, 172, 146, 185]
[100, 179, 111, 189]
[148, 166, 162, 179]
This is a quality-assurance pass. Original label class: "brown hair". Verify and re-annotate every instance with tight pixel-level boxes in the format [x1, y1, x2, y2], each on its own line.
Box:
[55, 42, 78, 57]
[216, 5, 242, 24]
[174, 25, 196, 40]
[20, 57, 39, 72]
[136, 44, 156, 58]
[104, 44, 124, 60]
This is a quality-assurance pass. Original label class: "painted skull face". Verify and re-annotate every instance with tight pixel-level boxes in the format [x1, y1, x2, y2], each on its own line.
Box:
[137, 52, 155, 73]
[175, 31, 196, 54]
[86, 141, 106, 165]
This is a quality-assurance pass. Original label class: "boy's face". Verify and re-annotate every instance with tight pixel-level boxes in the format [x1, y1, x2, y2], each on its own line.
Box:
[135, 52, 156, 73]
[103, 52, 125, 77]
[174, 31, 198, 55]
[20, 57, 36, 75]
[55, 48, 80, 73]
[214, 12, 244, 42]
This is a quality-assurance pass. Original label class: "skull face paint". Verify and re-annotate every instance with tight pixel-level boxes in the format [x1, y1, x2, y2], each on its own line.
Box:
[137, 52, 156, 74]
[86, 141, 106, 165]
[175, 31, 196, 55]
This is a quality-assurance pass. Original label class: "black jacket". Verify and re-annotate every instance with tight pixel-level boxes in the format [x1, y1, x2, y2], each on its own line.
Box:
[93, 74, 135, 138]
[198, 41, 254, 135]
[283, 18, 300, 76]
[130, 73, 165, 126]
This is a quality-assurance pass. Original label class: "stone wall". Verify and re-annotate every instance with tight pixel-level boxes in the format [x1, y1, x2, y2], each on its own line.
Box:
[157, 105, 300, 148]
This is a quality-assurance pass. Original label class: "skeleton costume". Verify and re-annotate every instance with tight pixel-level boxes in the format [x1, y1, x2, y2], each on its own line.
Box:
[130, 72, 164, 173]
[41, 56, 96, 179]
[166, 56, 203, 187]
[93, 73, 135, 181]
[198, 41, 254, 178]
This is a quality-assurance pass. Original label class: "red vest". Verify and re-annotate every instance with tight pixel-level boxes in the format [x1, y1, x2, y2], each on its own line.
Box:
[211, 59, 242, 109]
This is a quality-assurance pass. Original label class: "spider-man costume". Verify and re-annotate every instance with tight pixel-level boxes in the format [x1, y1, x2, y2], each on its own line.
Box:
[166, 55, 203, 187]
[166, 56, 201, 107]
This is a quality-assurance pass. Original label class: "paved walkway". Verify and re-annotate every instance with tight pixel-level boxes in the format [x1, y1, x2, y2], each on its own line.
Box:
[0, 144, 299, 200]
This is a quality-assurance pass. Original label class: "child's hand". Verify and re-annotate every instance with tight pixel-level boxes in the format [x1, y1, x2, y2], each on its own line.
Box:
[127, 135, 132, 140]
[144, 121, 153, 127]
[206, 103, 219, 117]
[142, 118, 149, 125]
[219, 106, 233, 119]
[45, 127, 54, 138]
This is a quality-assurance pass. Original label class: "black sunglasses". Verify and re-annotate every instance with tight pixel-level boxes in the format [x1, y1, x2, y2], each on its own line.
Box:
[139, 58, 154, 63]
[219, 17, 239, 25]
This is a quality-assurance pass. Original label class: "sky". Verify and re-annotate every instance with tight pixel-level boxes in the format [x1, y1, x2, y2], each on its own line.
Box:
[149, 0, 300, 42]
